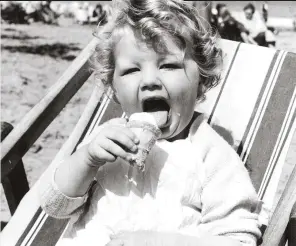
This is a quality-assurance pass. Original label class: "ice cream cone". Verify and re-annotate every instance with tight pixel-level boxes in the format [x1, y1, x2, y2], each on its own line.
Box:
[127, 113, 161, 171]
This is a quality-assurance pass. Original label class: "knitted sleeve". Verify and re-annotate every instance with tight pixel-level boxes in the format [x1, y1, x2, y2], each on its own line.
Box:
[38, 166, 97, 219]
[38, 124, 104, 219]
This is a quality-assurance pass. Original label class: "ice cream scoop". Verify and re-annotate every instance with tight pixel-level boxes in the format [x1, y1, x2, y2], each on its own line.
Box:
[127, 113, 161, 171]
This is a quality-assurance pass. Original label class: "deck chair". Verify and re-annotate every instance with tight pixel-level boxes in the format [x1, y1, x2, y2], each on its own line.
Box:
[1, 37, 295, 246]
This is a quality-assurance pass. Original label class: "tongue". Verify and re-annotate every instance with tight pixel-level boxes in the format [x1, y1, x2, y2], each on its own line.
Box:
[147, 111, 168, 128]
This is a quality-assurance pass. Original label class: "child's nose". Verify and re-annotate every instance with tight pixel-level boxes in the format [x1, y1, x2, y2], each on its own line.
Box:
[140, 79, 162, 91]
[140, 70, 162, 91]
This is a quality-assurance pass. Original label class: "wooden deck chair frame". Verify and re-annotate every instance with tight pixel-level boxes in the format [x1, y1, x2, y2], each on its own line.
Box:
[1, 37, 296, 246]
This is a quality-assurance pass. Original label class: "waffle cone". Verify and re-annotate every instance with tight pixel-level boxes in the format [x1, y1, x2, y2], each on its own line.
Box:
[126, 120, 161, 171]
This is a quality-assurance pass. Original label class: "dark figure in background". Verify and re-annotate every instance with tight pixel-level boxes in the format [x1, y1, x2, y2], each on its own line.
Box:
[1, 2, 28, 24]
[262, 2, 277, 35]
[91, 4, 107, 26]
[216, 3, 227, 20]
[217, 9, 250, 43]
[209, 3, 227, 30]
[262, 2, 268, 23]
[39, 1, 58, 25]
[22, 1, 57, 25]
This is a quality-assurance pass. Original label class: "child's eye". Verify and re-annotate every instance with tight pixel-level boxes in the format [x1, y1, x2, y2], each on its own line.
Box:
[121, 68, 140, 76]
[160, 63, 182, 70]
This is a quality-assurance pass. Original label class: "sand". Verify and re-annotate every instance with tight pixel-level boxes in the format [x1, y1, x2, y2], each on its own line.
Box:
[1, 20, 296, 223]
[1, 21, 95, 221]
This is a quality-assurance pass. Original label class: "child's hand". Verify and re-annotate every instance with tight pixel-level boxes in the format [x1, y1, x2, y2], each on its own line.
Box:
[86, 118, 139, 167]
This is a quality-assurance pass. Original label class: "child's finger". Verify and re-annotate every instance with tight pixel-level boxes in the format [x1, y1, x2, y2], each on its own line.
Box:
[100, 138, 132, 161]
[107, 125, 139, 145]
[88, 145, 117, 164]
[105, 130, 138, 152]
[119, 127, 140, 144]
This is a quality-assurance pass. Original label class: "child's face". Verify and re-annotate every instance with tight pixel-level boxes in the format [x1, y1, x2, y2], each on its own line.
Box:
[113, 28, 200, 140]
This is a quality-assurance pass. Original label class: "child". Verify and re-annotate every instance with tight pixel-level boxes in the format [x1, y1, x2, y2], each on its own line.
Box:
[38, 0, 262, 245]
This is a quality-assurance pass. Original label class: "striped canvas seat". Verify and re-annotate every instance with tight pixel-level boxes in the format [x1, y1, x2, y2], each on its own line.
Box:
[1, 39, 295, 246]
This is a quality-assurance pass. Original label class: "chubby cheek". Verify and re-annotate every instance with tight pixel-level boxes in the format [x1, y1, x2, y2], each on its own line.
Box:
[170, 76, 199, 127]
[175, 88, 197, 118]
[113, 80, 139, 116]
[171, 79, 199, 114]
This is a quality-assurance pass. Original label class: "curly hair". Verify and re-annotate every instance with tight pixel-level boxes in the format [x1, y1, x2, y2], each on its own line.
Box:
[91, 0, 223, 101]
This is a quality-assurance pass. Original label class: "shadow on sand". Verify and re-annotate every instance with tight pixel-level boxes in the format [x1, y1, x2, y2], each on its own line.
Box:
[1, 34, 41, 40]
[1, 43, 81, 61]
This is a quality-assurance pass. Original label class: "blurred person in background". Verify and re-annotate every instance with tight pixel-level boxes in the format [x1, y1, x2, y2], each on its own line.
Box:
[73, 2, 89, 25]
[261, 2, 278, 35]
[262, 1, 268, 23]
[241, 3, 276, 47]
[209, 3, 227, 30]
[216, 3, 227, 27]
[217, 8, 250, 43]
[1, 1, 28, 24]
[39, 1, 58, 25]
[23, 1, 42, 23]
[89, 3, 107, 26]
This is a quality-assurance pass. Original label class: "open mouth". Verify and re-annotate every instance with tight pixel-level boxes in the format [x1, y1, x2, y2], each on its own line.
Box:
[142, 97, 171, 128]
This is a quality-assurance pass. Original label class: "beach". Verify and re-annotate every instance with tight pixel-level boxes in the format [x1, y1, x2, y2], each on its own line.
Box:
[1, 8, 296, 223]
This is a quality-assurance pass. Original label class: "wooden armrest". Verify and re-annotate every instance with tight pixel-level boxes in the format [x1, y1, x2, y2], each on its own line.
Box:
[0, 37, 98, 180]
[1, 122, 29, 221]
[287, 202, 296, 246]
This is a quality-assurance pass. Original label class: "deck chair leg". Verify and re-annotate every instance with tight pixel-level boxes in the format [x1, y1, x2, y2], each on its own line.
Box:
[1, 221, 8, 231]
[287, 203, 296, 246]
[1, 122, 30, 216]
